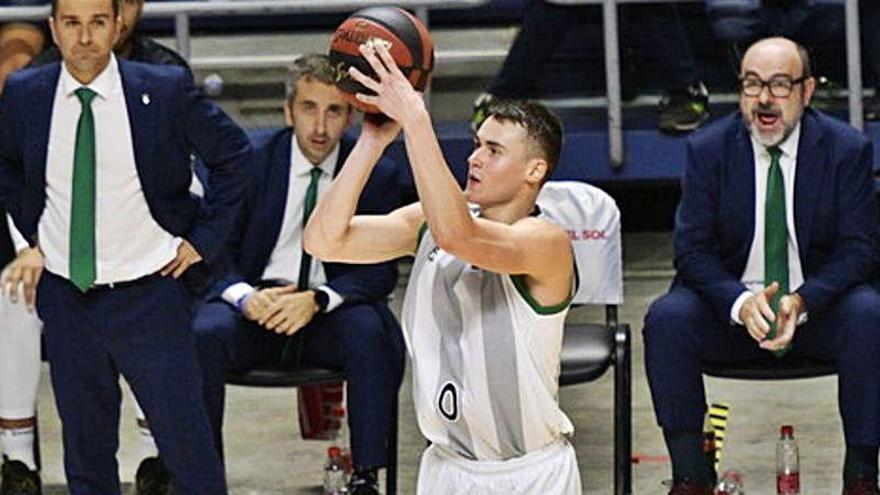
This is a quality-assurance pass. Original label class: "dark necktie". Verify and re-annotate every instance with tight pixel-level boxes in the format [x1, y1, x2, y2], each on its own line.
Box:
[282, 167, 322, 365]
[764, 146, 789, 355]
[69, 87, 97, 292]
[297, 167, 322, 290]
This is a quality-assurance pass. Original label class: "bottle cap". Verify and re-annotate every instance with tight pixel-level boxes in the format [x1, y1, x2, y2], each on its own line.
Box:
[721, 469, 743, 483]
[328, 446, 341, 457]
[781, 425, 794, 437]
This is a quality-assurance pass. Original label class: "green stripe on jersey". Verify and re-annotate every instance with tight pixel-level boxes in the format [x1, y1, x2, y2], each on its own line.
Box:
[510, 275, 572, 315]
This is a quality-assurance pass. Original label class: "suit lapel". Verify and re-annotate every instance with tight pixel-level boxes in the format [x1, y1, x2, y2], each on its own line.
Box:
[118, 60, 157, 191]
[30, 64, 61, 183]
[261, 129, 293, 258]
[322, 135, 353, 277]
[793, 110, 824, 262]
[334, 134, 354, 178]
[731, 120, 756, 263]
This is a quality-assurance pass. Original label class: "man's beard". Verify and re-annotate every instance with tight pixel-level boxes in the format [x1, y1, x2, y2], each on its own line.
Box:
[747, 108, 801, 147]
[748, 121, 787, 147]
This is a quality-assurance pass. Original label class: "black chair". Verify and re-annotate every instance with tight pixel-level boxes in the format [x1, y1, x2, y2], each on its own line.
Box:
[539, 181, 633, 495]
[560, 308, 632, 495]
[224, 365, 399, 495]
[703, 355, 836, 381]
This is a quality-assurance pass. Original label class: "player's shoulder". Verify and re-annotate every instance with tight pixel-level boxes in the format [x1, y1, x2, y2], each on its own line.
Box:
[516, 214, 568, 237]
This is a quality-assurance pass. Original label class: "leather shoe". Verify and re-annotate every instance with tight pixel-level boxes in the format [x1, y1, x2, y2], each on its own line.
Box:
[348, 469, 380, 495]
[0, 457, 41, 495]
[134, 457, 171, 495]
[668, 479, 713, 495]
[844, 476, 880, 495]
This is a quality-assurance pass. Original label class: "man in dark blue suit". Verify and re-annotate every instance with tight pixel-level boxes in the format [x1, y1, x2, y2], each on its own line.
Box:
[0, 0, 250, 493]
[644, 37, 880, 495]
[192, 54, 404, 495]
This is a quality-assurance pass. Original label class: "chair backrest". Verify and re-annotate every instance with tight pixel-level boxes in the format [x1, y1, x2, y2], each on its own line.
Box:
[536, 180, 623, 305]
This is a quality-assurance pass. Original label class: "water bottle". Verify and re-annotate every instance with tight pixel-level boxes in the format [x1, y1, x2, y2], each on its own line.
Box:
[330, 405, 353, 475]
[323, 446, 348, 494]
[776, 425, 800, 494]
[714, 469, 745, 494]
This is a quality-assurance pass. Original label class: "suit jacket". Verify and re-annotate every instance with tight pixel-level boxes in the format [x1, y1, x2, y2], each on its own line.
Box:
[674, 108, 879, 319]
[0, 59, 251, 264]
[210, 127, 402, 305]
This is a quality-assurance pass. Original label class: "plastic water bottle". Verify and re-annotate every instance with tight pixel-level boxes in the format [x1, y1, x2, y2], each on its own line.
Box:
[776, 425, 800, 494]
[714, 469, 745, 494]
[330, 405, 353, 475]
[323, 446, 348, 494]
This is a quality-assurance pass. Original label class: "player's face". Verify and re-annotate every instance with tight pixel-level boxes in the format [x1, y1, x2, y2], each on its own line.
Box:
[286, 77, 352, 166]
[466, 116, 536, 207]
[50, 0, 121, 84]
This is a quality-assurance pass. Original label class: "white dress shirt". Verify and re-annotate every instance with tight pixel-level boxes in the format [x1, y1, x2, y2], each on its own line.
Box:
[730, 124, 806, 324]
[40, 55, 180, 284]
[7, 214, 27, 254]
[222, 135, 343, 312]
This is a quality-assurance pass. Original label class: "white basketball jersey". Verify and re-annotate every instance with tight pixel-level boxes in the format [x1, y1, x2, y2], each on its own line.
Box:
[401, 227, 575, 461]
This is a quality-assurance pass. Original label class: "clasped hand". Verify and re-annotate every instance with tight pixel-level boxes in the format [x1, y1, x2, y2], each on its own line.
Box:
[242, 285, 319, 336]
[738, 282, 805, 352]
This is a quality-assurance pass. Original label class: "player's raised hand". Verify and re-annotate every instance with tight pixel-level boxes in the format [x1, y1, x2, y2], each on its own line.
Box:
[349, 42, 425, 126]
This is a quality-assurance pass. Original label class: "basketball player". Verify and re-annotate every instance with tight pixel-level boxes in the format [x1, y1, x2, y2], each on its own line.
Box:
[304, 42, 580, 494]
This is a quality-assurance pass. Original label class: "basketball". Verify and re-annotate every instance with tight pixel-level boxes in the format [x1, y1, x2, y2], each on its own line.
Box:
[329, 6, 435, 114]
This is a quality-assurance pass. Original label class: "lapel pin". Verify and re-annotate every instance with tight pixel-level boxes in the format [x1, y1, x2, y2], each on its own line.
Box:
[141, 93, 150, 105]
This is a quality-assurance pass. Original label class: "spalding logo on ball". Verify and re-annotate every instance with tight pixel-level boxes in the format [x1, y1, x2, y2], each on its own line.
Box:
[329, 6, 435, 114]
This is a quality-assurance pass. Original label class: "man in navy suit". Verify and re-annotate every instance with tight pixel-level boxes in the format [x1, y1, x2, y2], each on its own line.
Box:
[0, 0, 250, 493]
[0, 2, 194, 491]
[192, 54, 404, 495]
[644, 37, 880, 495]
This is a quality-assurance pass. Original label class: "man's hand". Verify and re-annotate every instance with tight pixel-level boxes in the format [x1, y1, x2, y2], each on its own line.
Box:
[242, 285, 296, 322]
[160, 240, 202, 279]
[738, 282, 780, 343]
[760, 292, 805, 352]
[258, 290, 320, 335]
[348, 42, 426, 127]
[1, 246, 44, 310]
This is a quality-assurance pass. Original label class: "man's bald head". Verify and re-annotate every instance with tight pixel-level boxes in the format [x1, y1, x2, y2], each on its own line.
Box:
[741, 37, 811, 81]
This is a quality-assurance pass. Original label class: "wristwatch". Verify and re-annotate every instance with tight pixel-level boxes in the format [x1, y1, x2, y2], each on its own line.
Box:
[313, 289, 330, 313]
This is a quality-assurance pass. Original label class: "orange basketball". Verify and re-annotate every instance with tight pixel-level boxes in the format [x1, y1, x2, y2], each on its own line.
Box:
[329, 7, 435, 114]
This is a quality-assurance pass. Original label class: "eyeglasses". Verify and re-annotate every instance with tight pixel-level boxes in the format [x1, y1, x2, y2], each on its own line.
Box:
[739, 75, 807, 98]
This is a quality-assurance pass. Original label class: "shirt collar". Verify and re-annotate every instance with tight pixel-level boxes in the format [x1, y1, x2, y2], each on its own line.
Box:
[59, 53, 119, 100]
[290, 133, 339, 178]
[751, 121, 802, 161]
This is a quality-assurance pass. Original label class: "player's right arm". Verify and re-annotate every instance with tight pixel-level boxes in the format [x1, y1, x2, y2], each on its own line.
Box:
[304, 118, 425, 264]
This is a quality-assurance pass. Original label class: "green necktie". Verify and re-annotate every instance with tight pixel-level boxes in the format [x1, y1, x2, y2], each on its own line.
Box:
[764, 146, 789, 356]
[69, 87, 97, 292]
[282, 167, 322, 365]
[297, 167, 322, 291]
